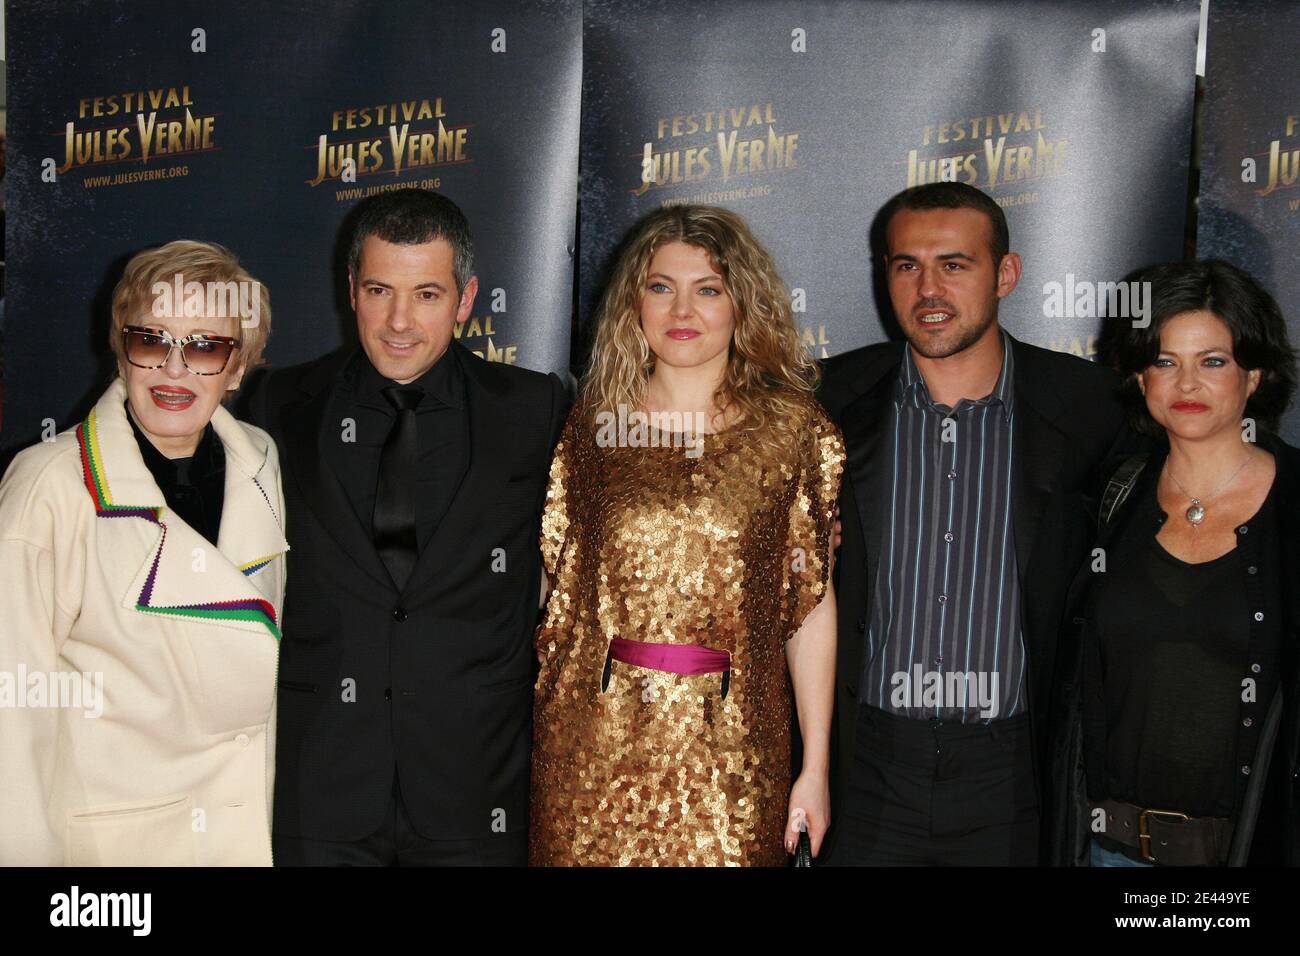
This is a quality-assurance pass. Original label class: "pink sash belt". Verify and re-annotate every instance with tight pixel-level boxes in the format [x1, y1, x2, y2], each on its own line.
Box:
[602, 637, 731, 698]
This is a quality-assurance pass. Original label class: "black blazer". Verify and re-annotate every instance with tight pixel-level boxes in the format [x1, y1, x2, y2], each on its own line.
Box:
[816, 332, 1132, 862]
[1047, 434, 1300, 866]
[242, 340, 570, 843]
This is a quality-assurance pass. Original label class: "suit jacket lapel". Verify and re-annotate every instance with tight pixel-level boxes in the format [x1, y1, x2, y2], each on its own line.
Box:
[403, 341, 511, 593]
[1010, 337, 1067, 579]
[280, 352, 393, 590]
[286, 351, 397, 590]
[842, 372, 899, 590]
[833, 346, 904, 669]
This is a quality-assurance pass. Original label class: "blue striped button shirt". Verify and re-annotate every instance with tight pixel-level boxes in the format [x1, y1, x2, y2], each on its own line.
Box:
[861, 331, 1026, 722]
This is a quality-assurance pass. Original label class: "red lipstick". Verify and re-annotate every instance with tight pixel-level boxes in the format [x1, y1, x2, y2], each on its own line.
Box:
[150, 386, 197, 411]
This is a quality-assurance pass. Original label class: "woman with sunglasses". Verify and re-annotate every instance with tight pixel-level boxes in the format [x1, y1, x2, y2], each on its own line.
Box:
[0, 240, 287, 865]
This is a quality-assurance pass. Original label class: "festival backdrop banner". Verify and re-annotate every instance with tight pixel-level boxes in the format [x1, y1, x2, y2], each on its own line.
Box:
[579, 0, 1199, 370]
[1199, 0, 1300, 443]
[2, 0, 581, 452]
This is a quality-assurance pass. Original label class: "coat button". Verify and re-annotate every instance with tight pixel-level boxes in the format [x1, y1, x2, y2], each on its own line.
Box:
[1243, 717, 1253, 728]
[1242, 765, 1252, 776]
[384, 687, 392, 701]
[1253, 612, 1264, 622]
[393, 607, 408, 622]
[1251, 663, 1261, 674]
[1239, 525, 1249, 534]
[856, 618, 866, 633]
[1248, 565, 1258, 575]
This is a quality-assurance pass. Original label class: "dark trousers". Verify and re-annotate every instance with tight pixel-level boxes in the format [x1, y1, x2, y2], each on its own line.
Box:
[828, 705, 1039, 866]
[273, 772, 527, 866]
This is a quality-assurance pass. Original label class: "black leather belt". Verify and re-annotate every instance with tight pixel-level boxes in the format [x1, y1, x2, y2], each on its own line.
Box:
[1094, 799, 1233, 866]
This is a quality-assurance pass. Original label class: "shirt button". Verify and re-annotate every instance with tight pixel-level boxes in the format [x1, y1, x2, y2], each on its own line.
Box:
[1248, 565, 1258, 575]
[1242, 765, 1252, 776]
[1239, 525, 1249, 534]
[235, 733, 249, 747]
[1253, 612, 1264, 622]
[938, 594, 947, 605]
[947, 470, 957, 480]
[934, 655, 943, 666]
[1243, 717, 1254, 728]
[943, 531, 954, 543]
[393, 607, 408, 622]
[1251, 663, 1261, 674]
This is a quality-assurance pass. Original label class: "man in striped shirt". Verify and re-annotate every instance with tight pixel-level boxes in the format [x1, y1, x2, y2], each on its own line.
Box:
[818, 182, 1132, 865]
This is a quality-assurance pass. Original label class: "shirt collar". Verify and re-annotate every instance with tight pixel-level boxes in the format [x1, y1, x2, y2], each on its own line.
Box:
[342, 343, 465, 411]
[897, 327, 1015, 421]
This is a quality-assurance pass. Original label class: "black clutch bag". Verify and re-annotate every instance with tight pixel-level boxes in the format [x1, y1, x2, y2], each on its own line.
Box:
[793, 823, 812, 868]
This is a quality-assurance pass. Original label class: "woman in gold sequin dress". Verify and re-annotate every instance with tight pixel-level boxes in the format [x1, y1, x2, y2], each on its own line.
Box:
[530, 206, 844, 866]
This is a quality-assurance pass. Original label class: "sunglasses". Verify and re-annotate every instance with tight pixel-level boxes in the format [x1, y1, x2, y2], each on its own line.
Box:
[122, 325, 242, 375]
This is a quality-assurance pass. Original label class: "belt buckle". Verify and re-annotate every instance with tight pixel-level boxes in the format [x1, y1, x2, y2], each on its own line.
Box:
[1138, 808, 1190, 863]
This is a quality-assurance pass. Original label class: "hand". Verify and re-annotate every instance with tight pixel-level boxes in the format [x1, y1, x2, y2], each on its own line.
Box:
[785, 770, 830, 858]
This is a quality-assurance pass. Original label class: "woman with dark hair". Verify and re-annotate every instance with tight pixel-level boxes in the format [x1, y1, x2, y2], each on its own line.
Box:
[529, 205, 843, 866]
[1048, 259, 1300, 866]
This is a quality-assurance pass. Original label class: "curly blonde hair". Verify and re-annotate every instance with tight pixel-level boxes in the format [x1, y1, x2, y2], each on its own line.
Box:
[581, 204, 818, 458]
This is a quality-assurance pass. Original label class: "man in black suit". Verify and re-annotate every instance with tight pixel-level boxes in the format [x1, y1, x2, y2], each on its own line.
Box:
[244, 189, 569, 865]
[817, 182, 1133, 865]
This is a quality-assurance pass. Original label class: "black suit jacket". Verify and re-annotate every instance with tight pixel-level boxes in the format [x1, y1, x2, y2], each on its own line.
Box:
[816, 332, 1132, 862]
[243, 339, 570, 843]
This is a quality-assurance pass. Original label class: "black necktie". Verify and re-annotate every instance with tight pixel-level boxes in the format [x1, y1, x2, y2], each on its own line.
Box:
[373, 386, 423, 589]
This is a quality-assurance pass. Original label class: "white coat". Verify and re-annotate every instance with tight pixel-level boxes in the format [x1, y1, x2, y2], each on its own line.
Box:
[0, 378, 288, 865]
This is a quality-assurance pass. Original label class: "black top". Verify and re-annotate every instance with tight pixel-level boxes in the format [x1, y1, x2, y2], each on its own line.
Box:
[1084, 470, 1281, 823]
[128, 402, 226, 546]
[324, 346, 468, 551]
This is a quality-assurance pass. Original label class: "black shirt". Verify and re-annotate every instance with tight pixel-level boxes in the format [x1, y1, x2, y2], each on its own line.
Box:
[324, 346, 468, 552]
[128, 402, 226, 546]
[1084, 472, 1281, 821]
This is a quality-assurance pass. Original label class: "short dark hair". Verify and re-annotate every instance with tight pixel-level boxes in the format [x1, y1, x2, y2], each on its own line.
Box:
[347, 188, 474, 294]
[877, 181, 1010, 265]
[1111, 259, 1296, 436]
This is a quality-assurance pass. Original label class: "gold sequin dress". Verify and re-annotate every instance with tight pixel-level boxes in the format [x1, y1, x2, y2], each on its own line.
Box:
[530, 397, 844, 866]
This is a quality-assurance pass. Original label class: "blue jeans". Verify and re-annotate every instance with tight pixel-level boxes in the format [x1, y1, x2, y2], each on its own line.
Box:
[1091, 838, 1153, 867]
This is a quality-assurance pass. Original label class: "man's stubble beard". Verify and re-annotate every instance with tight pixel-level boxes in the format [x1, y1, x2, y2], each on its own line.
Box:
[905, 295, 1001, 360]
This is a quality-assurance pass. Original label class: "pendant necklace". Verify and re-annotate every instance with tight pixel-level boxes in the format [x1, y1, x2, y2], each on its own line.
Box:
[1164, 455, 1251, 527]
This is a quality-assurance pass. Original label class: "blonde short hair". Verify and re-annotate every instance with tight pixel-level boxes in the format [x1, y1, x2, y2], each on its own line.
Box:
[110, 240, 272, 379]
